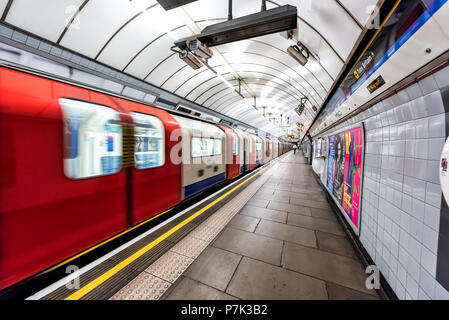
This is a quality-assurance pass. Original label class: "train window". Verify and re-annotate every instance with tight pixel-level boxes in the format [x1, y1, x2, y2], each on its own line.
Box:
[249, 138, 253, 152]
[256, 142, 262, 151]
[60, 98, 122, 179]
[202, 138, 214, 156]
[213, 139, 222, 156]
[192, 137, 203, 158]
[232, 134, 238, 155]
[131, 112, 165, 169]
[192, 137, 222, 157]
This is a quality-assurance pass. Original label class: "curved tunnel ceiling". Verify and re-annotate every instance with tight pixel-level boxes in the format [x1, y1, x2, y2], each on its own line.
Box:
[0, 0, 380, 136]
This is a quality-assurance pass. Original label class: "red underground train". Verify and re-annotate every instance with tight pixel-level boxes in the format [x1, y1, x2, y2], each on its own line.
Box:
[0, 65, 292, 290]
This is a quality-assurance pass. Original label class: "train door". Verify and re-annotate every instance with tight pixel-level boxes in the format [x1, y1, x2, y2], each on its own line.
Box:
[255, 136, 263, 165]
[234, 129, 246, 174]
[217, 124, 239, 180]
[248, 134, 256, 170]
[111, 97, 182, 225]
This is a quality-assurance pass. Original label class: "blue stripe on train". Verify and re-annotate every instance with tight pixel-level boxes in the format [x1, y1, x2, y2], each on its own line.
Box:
[184, 173, 226, 199]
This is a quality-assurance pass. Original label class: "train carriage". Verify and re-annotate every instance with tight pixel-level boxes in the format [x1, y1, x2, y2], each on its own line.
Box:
[0, 65, 291, 291]
[172, 115, 227, 199]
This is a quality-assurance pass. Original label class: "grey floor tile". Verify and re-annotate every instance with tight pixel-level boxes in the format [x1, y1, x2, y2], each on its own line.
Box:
[310, 208, 337, 221]
[274, 190, 325, 204]
[290, 197, 332, 210]
[326, 283, 379, 300]
[275, 185, 292, 192]
[254, 189, 274, 197]
[253, 193, 290, 204]
[316, 231, 357, 259]
[255, 220, 317, 248]
[258, 187, 276, 194]
[308, 193, 328, 203]
[287, 213, 345, 236]
[239, 205, 287, 223]
[226, 257, 328, 300]
[228, 214, 260, 233]
[272, 194, 291, 203]
[185, 247, 241, 291]
[213, 227, 283, 265]
[291, 185, 322, 194]
[166, 278, 237, 300]
[268, 201, 312, 216]
[246, 198, 269, 209]
[282, 242, 374, 295]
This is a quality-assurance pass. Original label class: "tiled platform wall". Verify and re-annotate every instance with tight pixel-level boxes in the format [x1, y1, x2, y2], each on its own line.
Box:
[317, 65, 449, 300]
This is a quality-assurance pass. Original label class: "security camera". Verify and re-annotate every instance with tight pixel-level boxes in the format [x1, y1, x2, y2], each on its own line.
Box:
[287, 42, 310, 66]
[188, 39, 213, 59]
[179, 50, 202, 70]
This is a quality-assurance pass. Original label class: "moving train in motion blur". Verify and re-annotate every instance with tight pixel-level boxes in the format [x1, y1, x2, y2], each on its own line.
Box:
[0, 65, 292, 291]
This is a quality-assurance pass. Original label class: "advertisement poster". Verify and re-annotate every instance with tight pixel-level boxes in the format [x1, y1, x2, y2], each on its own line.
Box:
[332, 132, 346, 203]
[342, 127, 363, 229]
[327, 135, 335, 192]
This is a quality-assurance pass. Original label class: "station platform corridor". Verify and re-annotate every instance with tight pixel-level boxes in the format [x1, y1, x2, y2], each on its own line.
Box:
[109, 152, 380, 300]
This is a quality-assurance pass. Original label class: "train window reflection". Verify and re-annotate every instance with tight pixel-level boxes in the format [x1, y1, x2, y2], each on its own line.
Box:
[132, 112, 165, 169]
[60, 98, 122, 179]
[192, 137, 203, 158]
[202, 138, 214, 156]
[213, 139, 222, 156]
[192, 137, 222, 157]
[232, 134, 238, 155]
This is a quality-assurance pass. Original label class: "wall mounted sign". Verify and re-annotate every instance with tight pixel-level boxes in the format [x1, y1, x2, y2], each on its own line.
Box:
[367, 75, 386, 94]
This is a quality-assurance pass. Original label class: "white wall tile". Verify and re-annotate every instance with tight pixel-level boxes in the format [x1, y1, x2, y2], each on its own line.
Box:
[421, 245, 437, 277]
[395, 281, 406, 300]
[397, 262, 407, 286]
[426, 160, 440, 184]
[419, 74, 439, 94]
[420, 266, 436, 298]
[419, 288, 431, 300]
[428, 114, 446, 138]
[409, 216, 423, 242]
[428, 138, 445, 160]
[422, 224, 439, 255]
[415, 139, 429, 159]
[406, 83, 424, 100]
[407, 236, 422, 262]
[424, 203, 441, 231]
[433, 66, 449, 89]
[423, 91, 445, 116]
[406, 275, 419, 299]
[415, 118, 429, 139]
[434, 282, 449, 300]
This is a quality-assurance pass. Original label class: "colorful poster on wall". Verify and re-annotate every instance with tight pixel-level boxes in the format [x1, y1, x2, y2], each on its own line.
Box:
[327, 135, 335, 193]
[332, 132, 346, 203]
[342, 127, 364, 229]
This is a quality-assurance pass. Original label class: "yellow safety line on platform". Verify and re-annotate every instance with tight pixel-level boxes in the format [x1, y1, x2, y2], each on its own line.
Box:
[64, 160, 276, 300]
[49, 208, 173, 271]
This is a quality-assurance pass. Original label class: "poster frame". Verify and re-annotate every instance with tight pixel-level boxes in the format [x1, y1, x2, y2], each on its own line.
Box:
[323, 123, 365, 236]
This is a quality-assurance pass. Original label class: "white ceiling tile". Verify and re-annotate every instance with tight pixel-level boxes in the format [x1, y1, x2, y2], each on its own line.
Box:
[60, 0, 157, 58]
[5, 0, 85, 42]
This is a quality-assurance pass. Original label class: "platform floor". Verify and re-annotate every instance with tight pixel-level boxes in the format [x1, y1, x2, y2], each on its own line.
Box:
[108, 152, 380, 300]
[157, 152, 379, 300]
